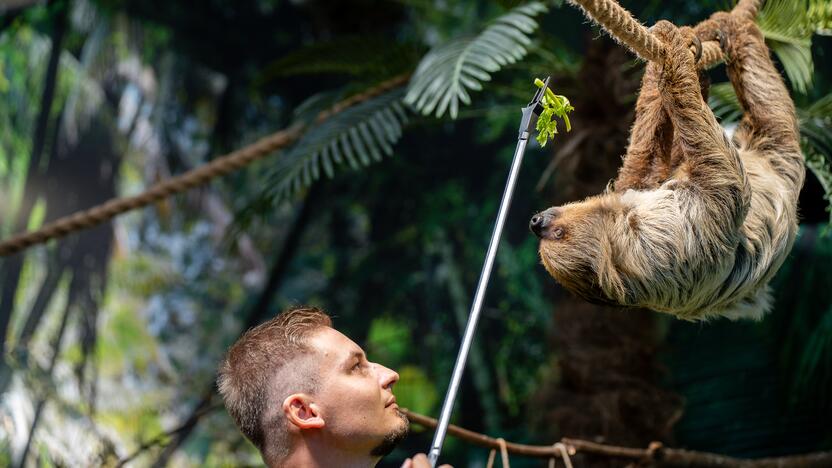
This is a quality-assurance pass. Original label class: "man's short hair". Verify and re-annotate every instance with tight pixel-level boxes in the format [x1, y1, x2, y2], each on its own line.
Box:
[217, 306, 332, 454]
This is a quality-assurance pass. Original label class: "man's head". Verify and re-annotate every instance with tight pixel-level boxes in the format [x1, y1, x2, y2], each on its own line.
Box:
[217, 306, 408, 465]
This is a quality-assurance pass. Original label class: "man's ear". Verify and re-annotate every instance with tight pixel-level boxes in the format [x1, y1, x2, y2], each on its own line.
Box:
[283, 394, 325, 430]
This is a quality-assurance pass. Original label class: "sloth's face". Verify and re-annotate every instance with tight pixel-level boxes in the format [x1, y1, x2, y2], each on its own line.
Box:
[530, 194, 627, 305]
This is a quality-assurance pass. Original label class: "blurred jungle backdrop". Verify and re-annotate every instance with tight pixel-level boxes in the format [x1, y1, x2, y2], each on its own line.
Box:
[1, 0, 831, 466]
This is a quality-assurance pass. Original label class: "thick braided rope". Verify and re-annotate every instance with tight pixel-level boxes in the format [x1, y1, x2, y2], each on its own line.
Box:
[568, 0, 664, 62]
[568, 0, 761, 68]
[0, 126, 302, 257]
[733, 0, 761, 23]
[0, 73, 410, 257]
[699, 40, 724, 68]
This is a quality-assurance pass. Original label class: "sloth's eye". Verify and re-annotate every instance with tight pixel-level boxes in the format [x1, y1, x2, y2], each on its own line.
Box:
[553, 227, 564, 239]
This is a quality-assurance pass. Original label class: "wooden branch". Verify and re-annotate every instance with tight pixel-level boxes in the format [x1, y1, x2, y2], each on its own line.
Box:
[403, 409, 832, 467]
[110, 400, 832, 467]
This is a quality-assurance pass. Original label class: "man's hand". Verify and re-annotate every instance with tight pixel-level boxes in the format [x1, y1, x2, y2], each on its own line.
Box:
[401, 453, 452, 468]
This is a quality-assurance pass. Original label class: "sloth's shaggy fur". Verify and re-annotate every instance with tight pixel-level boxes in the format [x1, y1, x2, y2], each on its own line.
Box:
[533, 17, 804, 320]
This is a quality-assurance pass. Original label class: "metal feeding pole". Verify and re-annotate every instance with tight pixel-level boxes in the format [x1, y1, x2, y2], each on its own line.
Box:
[427, 76, 552, 467]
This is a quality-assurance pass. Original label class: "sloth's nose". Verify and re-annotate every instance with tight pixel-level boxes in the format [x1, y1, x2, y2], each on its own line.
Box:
[529, 213, 548, 237]
[530, 208, 563, 238]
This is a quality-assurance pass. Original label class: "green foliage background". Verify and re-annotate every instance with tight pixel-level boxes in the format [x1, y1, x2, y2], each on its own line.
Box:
[0, 0, 831, 467]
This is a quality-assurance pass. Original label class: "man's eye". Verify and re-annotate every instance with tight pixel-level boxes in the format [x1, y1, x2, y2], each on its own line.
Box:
[352, 361, 362, 371]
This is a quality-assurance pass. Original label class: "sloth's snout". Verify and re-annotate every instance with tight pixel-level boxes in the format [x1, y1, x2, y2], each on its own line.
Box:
[530, 207, 562, 238]
[530, 214, 548, 237]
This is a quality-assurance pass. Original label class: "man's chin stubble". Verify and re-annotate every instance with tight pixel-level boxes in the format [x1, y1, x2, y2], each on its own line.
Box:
[369, 409, 409, 457]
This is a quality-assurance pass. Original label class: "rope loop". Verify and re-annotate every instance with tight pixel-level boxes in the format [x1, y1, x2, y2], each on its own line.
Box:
[486, 438, 510, 468]
[550, 442, 574, 468]
[548, 444, 556, 468]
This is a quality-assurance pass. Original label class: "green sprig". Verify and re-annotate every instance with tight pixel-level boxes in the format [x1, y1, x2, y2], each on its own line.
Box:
[533, 78, 574, 147]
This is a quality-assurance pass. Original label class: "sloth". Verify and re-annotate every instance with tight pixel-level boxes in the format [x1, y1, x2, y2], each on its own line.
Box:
[530, 16, 805, 320]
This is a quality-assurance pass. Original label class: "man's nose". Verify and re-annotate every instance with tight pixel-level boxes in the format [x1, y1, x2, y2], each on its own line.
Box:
[530, 207, 561, 237]
[377, 363, 399, 389]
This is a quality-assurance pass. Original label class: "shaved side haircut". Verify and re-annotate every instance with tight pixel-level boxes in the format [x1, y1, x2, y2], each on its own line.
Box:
[217, 306, 332, 460]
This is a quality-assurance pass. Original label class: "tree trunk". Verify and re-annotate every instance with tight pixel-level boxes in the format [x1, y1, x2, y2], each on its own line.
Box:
[0, 0, 68, 392]
[531, 39, 683, 466]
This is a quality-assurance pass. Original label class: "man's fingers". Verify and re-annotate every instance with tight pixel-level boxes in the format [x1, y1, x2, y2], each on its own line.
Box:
[400, 458, 412, 468]
[410, 453, 431, 468]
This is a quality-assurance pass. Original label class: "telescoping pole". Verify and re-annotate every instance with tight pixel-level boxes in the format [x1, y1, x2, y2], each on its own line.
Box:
[427, 77, 551, 467]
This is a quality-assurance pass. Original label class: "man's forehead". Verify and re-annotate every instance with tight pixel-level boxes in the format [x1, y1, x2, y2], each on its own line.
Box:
[308, 327, 363, 360]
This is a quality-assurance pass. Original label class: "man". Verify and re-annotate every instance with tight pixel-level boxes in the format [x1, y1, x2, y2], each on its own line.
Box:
[218, 305, 447, 467]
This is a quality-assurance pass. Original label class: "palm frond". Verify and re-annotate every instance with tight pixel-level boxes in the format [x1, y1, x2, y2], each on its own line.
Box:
[260, 88, 408, 206]
[801, 121, 832, 225]
[711, 83, 832, 224]
[802, 91, 832, 118]
[757, 0, 827, 94]
[291, 89, 343, 123]
[256, 37, 421, 84]
[708, 82, 743, 123]
[790, 285, 832, 409]
[404, 2, 548, 119]
[809, 0, 832, 35]
[799, 93, 832, 224]
[805, 147, 832, 225]
[800, 118, 832, 161]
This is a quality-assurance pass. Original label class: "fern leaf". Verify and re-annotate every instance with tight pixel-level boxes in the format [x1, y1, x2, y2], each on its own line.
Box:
[404, 2, 548, 119]
[261, 88, 408, 205]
